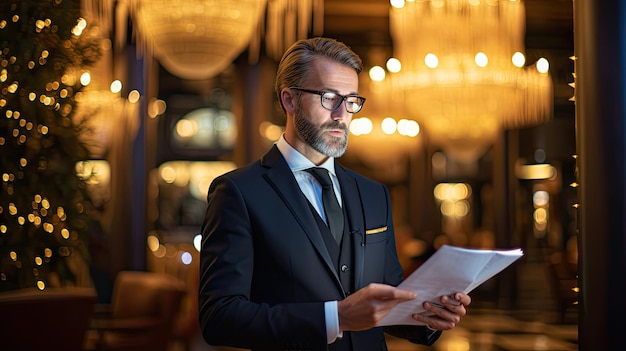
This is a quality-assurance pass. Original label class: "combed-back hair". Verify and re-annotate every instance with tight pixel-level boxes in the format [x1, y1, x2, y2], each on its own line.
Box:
[274, 37, 363, 113]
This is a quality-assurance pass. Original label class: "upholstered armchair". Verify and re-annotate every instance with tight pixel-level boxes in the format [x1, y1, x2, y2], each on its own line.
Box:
[85, 270, 186, 351]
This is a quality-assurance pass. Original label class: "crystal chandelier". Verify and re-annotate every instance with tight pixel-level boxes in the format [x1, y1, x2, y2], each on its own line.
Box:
[129, 0, 267, 80]
[388, 0, 553, 162]
[122, 0, 322, 80]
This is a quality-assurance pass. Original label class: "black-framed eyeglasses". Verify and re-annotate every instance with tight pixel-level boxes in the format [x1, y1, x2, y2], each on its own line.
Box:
[289, 87, 366, 114]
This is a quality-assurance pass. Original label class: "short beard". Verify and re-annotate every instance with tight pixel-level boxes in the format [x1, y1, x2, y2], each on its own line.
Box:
[294, 105, 348, 158]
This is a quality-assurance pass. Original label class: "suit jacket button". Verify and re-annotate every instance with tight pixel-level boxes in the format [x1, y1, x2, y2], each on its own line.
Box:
[340, 264, 349, 272]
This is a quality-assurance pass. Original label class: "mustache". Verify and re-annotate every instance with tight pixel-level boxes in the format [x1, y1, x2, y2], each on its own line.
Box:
[322, 121, 348, 132]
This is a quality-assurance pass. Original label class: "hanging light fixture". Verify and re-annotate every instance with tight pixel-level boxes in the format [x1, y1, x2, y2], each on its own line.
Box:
[129, 0, 268, 80]
[123, 0, 323, 80]
[388, 0, 552, 163]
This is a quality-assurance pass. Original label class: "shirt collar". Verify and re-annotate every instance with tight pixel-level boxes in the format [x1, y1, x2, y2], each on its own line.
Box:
[276, 134, 336, 176]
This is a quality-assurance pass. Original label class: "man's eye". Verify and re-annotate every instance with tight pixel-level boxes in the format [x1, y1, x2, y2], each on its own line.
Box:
[322, 93, 339, 102]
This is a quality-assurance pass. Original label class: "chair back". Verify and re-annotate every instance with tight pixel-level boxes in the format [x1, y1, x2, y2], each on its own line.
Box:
[95, 270, 186, 351]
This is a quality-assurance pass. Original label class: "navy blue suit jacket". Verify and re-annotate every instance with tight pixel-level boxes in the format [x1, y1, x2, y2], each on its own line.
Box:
[198, 145, 439, 350]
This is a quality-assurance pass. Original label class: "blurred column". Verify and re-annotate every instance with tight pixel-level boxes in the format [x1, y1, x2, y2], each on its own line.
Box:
[574, 1, 626, 350]
[233, 55, 277, 165]
[492, 129, 519, 309]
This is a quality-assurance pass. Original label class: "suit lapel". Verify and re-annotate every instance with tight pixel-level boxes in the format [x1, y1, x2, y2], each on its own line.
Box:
[335, 164, 366, 290]
[261, 146, 341, 286]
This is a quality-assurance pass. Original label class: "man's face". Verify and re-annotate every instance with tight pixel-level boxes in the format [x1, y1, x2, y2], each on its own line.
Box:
[294, 100, 349, 158]
[293, 58, 359, 159]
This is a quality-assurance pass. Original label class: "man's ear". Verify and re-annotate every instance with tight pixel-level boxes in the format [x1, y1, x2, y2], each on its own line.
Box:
[281, 88, 296, 114]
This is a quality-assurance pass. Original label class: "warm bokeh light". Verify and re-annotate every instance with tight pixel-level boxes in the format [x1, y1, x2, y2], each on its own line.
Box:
[259, 121, 284, 141]
[349, 117, 373, 136]
[381, 117, 397, 135]
[397, 119, 420, 137]
[148, 98, 167, 118]
[386, 57, 402, 73]
[516, 163, 557, 180]
[175, 119, 197, 138]
[434, 183, 471, 201]
[475, 52, 488, 67]
[128, 90, 141, 103]
[194, 234, 202, 252]
[424, 53, 438, 68]
[80, 71, 91, 86]
[533, 190, 550, 207]
[369, 65, 386, 82]
[512, 51, 526, 67]
[536, 57, 550, 73]
[390, 0, 405, 9]
[110, 80, 122, 93]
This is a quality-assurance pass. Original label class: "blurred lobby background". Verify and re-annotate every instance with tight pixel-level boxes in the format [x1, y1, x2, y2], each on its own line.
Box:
[1, 0, 624, 350]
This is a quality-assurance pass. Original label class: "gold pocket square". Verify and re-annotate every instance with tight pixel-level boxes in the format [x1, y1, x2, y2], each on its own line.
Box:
[365, 226, 387, 235]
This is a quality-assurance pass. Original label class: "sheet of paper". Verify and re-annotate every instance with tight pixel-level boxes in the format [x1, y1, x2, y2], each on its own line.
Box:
[380, 245, 524, 326]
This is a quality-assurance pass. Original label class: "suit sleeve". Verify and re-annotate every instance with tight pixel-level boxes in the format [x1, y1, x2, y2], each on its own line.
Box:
[198, 175, 327, 350]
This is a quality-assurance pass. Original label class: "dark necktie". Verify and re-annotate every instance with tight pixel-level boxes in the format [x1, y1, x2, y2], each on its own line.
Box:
[306, 167, 344, 244]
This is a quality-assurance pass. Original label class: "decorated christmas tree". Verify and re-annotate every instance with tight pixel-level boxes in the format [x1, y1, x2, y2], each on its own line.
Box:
[0, 0, 102, 291]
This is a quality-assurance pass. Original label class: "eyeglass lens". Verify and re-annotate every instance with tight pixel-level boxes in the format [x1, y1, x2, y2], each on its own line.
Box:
[321, 92, 364, 113]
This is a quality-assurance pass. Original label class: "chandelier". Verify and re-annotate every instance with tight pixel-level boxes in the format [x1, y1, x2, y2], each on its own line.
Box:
[128, 0, 267, 80]
[388, 0, 552, 162]
[120, 0, 323, 80]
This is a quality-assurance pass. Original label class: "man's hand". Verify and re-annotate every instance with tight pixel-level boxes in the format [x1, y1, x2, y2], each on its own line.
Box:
[411, 292, 471, 330]
[337, 283, 417, 332]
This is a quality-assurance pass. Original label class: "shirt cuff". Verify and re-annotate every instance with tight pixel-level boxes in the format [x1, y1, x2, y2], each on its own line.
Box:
[324, 301, 342, 343]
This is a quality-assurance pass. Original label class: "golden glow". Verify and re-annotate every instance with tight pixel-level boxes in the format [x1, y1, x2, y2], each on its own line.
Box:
[516, 163, 557, 180]
[147, 235, 160, 252]
[259, 121, 284, 141]
[43, 223, 54, 233]
[369, 66, 386, 82]
[397, 119, 420, 137]
[390, 0, 405, 9]
[193, 234, 202, 252]
[349, 117, 373, 136]
[536, 57, 550, 74]
[175, 119, 197, 138]
[128, 90, 141, 103]
[80, 71, 91, 86]
[130, 0, 270, 79]
[381, 117, 397, 135]
[389, 0, 552, 162]
[386, 58, 402, 73]
[75, 160, 111, 185]
[434, 183, 471, 201]
[110, 80, 122, 93]
[158, 161, 236, 200]
[474, 52, 488, 67]
[534, 208, 548, 224]
[533, 191, 549, 207]
[424, 53, 438, 68]
[148, 98, 167, 118]
[72, 18, 87, 36]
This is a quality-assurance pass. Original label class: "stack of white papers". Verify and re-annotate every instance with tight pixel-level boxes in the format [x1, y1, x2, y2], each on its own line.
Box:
[381, 245, 524, 326]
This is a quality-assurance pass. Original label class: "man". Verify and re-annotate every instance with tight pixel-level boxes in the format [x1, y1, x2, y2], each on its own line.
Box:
[199, 37, 471, 351]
